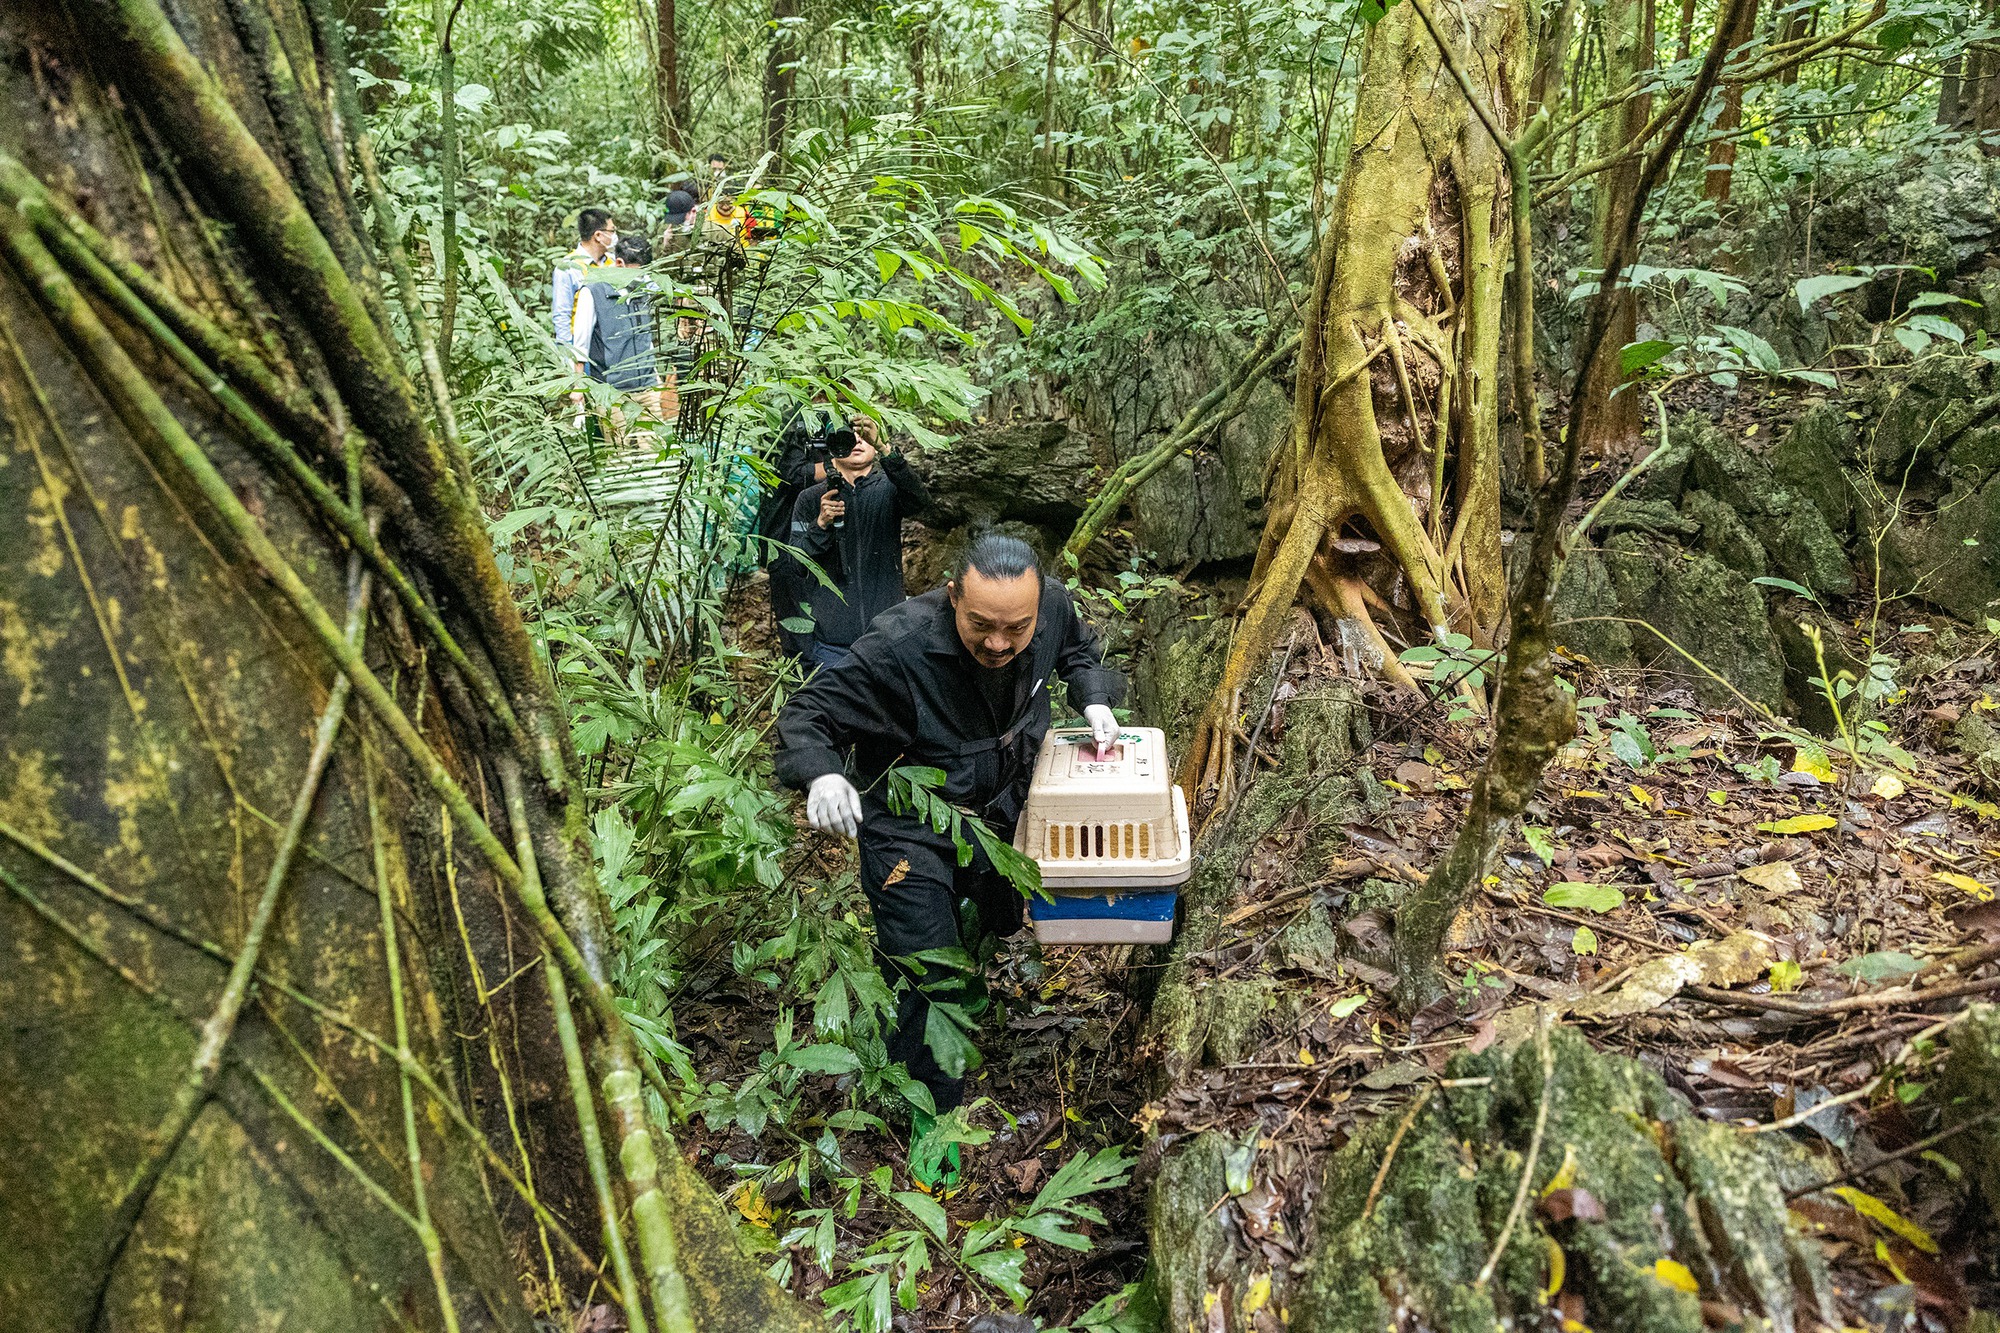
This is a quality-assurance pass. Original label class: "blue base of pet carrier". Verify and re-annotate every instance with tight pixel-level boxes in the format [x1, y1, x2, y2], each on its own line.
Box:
[1029, 888, 1179, 945]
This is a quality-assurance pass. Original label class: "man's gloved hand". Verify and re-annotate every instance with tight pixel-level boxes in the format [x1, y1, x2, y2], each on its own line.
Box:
[1084, 704, 1119, 756]
[806, 774, 862, 837]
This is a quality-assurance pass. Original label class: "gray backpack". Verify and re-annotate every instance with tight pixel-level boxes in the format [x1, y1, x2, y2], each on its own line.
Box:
[583, 278, 657, 391]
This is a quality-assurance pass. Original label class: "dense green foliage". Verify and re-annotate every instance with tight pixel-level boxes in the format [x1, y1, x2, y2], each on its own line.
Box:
[330, 0, 1999, 1323]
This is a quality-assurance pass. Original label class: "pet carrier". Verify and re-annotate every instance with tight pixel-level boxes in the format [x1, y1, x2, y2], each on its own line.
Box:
[1015, 726, 1191, 945]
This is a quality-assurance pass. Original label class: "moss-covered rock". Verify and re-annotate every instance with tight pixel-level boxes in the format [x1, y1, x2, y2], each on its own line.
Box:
[1949, 706, 2000, 798]
[1623, 418, 1698, 503]
[1770, 491, 1856, 596]
[1147, 1131, 1254, 1331]
[1595, 498, 1701, 541]
[1771, 402, 1857, 537]
[1940, 1004, 2000, 1225]
[1551, 546, 1636, 668]
[1603, 533, 1786, 710]
[1772, 606, 1869, 738]
[1682, 488, 1768, 578]
[1685, 424, 1854, 596]
[1877, 467, 2000, 625]
[911, 420, 1099, 535]
[1287, 1028, 1833, 1333]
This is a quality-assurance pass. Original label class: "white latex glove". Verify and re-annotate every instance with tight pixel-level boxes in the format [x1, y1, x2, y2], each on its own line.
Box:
[806, 773, 862, 838]
[1084, 704, 1119, 756]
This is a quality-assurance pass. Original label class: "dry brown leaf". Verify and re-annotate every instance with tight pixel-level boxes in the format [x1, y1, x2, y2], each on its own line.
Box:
[1739, 861, 1803, 895]
[884, 858, 911, 886]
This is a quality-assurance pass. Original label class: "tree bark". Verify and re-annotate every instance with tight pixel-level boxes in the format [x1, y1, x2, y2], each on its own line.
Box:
[1180, 0, 1530, 802]
[1575, 0, 1653, 458]
[762, 0, 799, 167]
[0, 3, 816, 1330]
[656, 0, 688, 154]
[1703, 0, 1759, 203]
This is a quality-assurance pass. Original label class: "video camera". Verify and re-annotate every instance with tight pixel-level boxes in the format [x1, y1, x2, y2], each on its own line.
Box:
[824, 424, 859, 459]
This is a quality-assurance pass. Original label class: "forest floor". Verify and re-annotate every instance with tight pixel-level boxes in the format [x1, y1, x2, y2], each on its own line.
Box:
[664, 583, 2000, 1332]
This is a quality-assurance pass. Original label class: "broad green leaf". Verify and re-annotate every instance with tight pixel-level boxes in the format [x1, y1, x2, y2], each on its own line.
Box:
[1328, 992, 1368, 1019]
[1752, 575, 1815, 600]
[1795, 273, 1868, 311]
[966, 1246, 1031, 1305]
[1572, 925, 1598, 955]
[1904, 312, 1965, 344]
[1835, 950, 1923, 983]
[922, 1004, 980, 1077]
[1544, 882, 1625, 914]
[1620, 339, 1676, 375]
[1717, 325, 1780, 372]
[892, 1191, 949, 1241]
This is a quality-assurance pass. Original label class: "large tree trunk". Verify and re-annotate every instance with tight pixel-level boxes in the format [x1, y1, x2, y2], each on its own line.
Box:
[656, 0, 688, 154]
[0, 3, 814, 1330]
[1703, 0, 1758, 202]
[1575, 0, 1654, 458]
[1180, 0, 1530, 801]
[762, 0, 799, 167]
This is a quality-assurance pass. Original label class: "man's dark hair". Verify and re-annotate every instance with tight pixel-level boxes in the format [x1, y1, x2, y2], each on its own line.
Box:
[577, 207, 614, 241]
[952, 533, 1041, 585]
[615, 234, 653, 266]
[707, 150, 728, 166]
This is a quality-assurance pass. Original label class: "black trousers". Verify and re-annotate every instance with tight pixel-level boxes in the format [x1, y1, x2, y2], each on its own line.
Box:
[857, 813, 1025, 1112]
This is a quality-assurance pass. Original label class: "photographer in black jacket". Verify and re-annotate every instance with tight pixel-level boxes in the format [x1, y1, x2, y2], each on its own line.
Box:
[774, 534, 1123, 1182]
[790, 416, 931, 670]
[756, 402, 835, 656]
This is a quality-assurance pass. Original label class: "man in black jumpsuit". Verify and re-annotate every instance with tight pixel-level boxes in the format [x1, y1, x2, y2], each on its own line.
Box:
[774, 534, 1124, 1121]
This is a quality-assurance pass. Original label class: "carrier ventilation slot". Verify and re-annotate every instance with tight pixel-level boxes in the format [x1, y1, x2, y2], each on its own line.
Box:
[1045, 821, 1166, 861]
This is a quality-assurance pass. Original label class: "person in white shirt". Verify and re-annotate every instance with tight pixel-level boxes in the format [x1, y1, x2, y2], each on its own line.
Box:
[553, 206, 615, 351]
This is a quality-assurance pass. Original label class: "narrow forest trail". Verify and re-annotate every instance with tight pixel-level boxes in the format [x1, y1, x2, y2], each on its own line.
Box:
[663, 580, 1999, 1331]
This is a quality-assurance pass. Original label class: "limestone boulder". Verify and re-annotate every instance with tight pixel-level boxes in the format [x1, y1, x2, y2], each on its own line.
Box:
[910, 418, 1099, 533]
[1602, 532, 1786, 710]
[1770, 401, 1857, 537]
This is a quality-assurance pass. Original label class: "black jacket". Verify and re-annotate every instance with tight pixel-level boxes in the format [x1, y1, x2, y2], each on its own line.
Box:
[791, 454, 931, 646]
[775, 577, 1126, 824]
[754, 413, 830, 561]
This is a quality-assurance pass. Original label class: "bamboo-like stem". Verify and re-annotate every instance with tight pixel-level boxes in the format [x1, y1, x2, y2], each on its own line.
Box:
[0, 154, 326, 443]
[0, 166, 524, 751]
[309, 0, 466, 477]
[96, 554, 370, 1295]
[435, 0, 464, 373]
[498, 760, 680, 1333]
[1063, 327, 1302, 564]
[441, 805, 563, 1305]
[0, 208, 657, 1105]
[520, 920, 651, 1327]
[87, 0, 577, 808]
[0, 816, 610, 1289]
[0, 207, 520, 888]
[365, 732, 463, 1333]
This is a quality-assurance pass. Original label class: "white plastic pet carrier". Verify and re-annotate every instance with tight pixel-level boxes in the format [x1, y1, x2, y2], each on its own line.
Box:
[1014, 727, 1191, 945]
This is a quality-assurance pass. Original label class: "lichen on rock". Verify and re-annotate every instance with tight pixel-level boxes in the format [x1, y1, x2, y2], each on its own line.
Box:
[1286, 1027, 1834, 1333]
